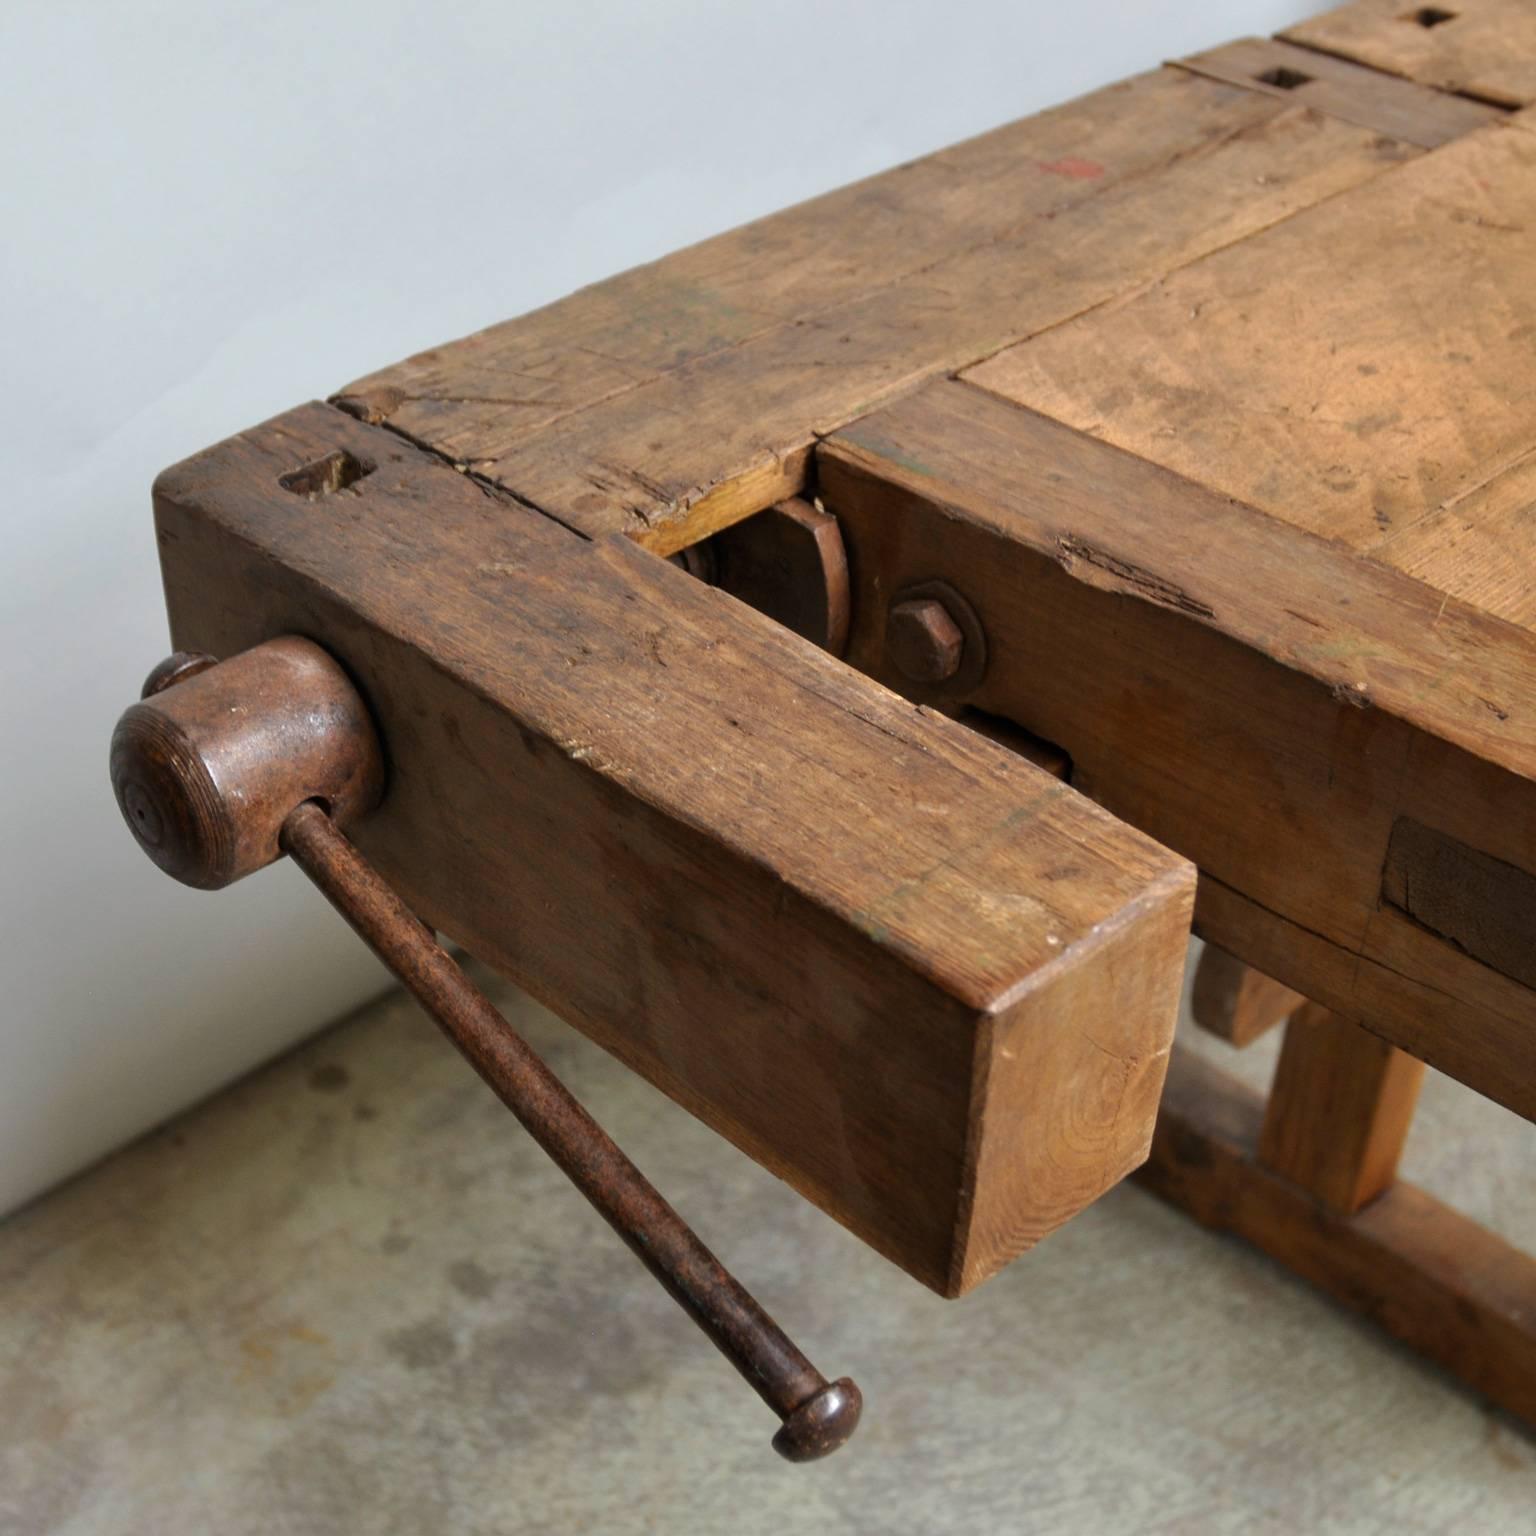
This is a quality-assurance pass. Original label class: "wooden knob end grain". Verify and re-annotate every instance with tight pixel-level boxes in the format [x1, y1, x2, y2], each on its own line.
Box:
[109, 637, 384, 889]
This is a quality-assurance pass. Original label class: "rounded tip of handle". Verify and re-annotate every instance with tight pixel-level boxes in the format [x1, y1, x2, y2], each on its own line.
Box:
[771, 1377, 863, 1463]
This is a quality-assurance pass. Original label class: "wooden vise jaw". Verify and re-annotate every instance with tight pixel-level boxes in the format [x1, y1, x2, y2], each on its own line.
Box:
[147, 401, 1196, 1298]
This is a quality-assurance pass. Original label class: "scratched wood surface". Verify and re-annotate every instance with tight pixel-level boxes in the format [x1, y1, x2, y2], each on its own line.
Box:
[816, 379, 1536, 1123]
[1175, 34, 1501, 146]
[336, 66, 1427, 553]
[151, 403, 1194, 1296]
[964, 118, 1536, 567]
[1284, 0, 1536, 109]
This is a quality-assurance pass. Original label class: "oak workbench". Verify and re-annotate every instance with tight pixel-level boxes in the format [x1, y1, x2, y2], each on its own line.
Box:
[118, 0, 1536, 1442]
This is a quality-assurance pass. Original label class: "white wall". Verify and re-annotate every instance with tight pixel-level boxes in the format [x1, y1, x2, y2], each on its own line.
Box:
[0, 0, 1318, 1216]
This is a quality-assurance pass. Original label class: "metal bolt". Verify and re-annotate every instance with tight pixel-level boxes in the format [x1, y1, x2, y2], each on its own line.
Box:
[887, 597, 964, 684]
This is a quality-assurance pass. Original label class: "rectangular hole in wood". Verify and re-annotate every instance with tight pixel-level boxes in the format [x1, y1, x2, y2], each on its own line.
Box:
[1256, 66, 1313, 90]
[1405, 6, 1456, 25]
[1381, 817, 1536, 991]
[279, 448, 374, 498]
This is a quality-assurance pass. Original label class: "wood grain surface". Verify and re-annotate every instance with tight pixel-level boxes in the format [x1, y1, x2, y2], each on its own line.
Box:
[1284, 0, 1536, 109]
[964, 119, 1536, 559]
[150, 402, 1195, 1295]
[1176, 34, 1500, 145]
[817, 380, 1536, 1120]
[336, 68, 1428, 552]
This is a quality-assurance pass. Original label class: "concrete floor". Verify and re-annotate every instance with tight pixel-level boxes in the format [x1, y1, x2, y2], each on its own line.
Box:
[3, 952, 1534, 1535]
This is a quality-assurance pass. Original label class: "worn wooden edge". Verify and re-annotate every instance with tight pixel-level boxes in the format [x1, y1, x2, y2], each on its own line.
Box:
[329, 67, 1265, 449]
[950, 872, 1194, 1296]
[822, 377, 1536, 797]
[1174, 35, 1501, 145]
[149, 400, 1199, 1293]
[332, 67, 1423, 553]
[814, 382, 1536, 1121]
[1139, 1046, 1536, 1427]
[1281, 0, 1536, 111]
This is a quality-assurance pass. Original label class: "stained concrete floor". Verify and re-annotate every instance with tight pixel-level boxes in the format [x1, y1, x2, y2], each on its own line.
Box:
[3, 950, 1535, 1535]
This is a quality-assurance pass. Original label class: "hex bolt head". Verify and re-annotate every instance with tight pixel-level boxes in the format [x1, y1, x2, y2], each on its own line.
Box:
[887, 596, 965, 684]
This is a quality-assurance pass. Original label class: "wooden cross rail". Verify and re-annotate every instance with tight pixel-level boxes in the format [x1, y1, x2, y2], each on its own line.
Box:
[120, 0, 1536, 1442]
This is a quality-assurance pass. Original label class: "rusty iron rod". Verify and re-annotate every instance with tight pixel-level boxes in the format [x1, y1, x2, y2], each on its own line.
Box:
[279, 799, 861, 1461]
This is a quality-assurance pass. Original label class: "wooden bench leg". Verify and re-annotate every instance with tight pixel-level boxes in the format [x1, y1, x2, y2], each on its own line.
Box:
[1258, 1003, 1425, 1214]
[1190, 943, 1304, 1048]
[1138, 1032, 1536, 1427]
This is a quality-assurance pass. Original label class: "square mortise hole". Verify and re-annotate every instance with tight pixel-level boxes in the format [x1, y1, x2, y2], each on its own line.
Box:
[1256, 66, 1313, 89]
[1407, 6, 1456, 25]
[279, 448, 374, 497]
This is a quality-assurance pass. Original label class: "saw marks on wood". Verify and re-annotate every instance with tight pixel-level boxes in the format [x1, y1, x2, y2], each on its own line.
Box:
[1374, 445, 1536, 627]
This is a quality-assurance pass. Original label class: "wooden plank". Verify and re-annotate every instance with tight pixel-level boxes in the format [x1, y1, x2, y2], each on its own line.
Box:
[966, 123, 1536, 562]
[339, 72, 1422, 553]
[148, 401, 1196, 1297]
[1258, 1003, 1426, 1212]
[964, 120, 1536, 557]
[1139, 1046, 1536, 1428]
[1190, 945, 1303, 1047]
[815, 378, 1536, 1122]
[1175, 35, 1499, 145]
[1195, 871, 1536, 1128]
[1283, 0, 1536, 109]
[335, 67, 1268, 442]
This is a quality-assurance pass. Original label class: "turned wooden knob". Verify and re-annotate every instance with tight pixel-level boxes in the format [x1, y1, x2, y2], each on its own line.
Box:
[109, 637, 384, 889]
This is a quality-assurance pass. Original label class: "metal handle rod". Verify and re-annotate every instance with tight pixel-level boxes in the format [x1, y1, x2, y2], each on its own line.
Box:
[280, 799, 861, 1461]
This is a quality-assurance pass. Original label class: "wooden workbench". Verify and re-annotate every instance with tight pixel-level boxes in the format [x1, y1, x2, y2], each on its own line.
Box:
[143, 0, 1536, 1424]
